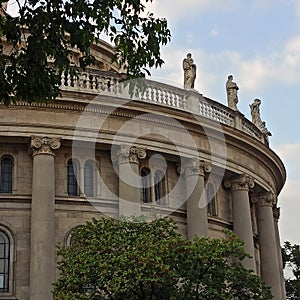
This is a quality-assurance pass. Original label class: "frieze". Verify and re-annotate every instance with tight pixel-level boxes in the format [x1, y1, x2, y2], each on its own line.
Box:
[224, 174, 254, 191]
[30, 136, 61, 156]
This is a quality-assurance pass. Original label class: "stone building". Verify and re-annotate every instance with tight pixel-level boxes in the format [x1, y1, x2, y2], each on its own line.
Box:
[0, 39, 286, 300]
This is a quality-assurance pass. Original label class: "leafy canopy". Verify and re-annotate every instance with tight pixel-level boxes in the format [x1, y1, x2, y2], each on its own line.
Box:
[282, 241, 300, 300]
[54, 216, 272, 300]
[0, 0, 171, 104]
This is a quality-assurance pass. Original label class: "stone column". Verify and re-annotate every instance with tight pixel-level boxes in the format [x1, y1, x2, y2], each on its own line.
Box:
[183, 158, 211, 239]
[273, 207, 286, 300]
[29, 136, 61, 300]
[252, 192, 282, 300]
[117, 145, 146, 217]
[224, 174, 256, 272]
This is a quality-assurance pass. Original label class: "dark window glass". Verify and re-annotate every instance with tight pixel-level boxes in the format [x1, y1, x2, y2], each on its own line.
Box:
[0, 231, 9, 292]
[141, 168, 151, 203]
[84, 162, 94, 197]
[67, 159, 79, 196]
[154, 170, 166, 204]
[207, 183, 217, 216]
[0, 158, 12, 194]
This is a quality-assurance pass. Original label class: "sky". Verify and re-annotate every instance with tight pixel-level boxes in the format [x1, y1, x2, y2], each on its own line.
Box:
[5, 0, 300, 245]
[140, 0, 300, 246]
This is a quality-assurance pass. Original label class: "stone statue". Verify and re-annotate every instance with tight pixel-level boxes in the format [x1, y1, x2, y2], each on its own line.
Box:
[226, 75, 239, 111]
[183, 53, 196, 89]
[249, 98, 263, 128]
[250, 98, 272, 146]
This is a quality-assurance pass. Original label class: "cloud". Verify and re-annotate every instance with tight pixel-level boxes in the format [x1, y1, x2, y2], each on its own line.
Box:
[145, 0, 239, 22]
[274, 144, 300, 180]
[279, 179, 300, 244]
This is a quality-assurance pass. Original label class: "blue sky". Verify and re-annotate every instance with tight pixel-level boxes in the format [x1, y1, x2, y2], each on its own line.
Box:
[6, 0, 300, 244]
[146, 0, 300, 245]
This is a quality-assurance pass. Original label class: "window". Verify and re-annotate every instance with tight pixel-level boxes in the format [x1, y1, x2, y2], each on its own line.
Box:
[154, 170, 166, 204]
[0, 157, 13, 194]
[0, 231, 9, 293]
[84, 161, 94, 197]
[207, 183, 217, 216]
[67, 159, 79, 196]
[141, 168, 151, 203]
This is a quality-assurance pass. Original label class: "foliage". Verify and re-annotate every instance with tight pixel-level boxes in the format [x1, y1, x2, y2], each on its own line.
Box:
[282, 241, 300, 299]
[53, 216, 272, 300]
[0, 0, 171, 105]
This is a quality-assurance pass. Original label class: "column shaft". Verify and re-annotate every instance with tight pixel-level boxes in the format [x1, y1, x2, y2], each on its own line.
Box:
[117, 145, 146, 217]
[184, 158, 210, 240]
[225, 175, 256, 272]
[186, 174, 208, 239]
[255, 194, 282, 300]
[29, 137, 60, 300]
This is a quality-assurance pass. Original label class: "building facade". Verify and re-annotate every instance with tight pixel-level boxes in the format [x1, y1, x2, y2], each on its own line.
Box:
[0, 40, 286, 300]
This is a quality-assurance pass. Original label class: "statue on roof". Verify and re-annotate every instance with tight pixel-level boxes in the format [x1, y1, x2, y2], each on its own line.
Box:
[250, 98, 272, 146]
[183, 53, 196, 89]
[250, 98, 263, 128]
[226, 75, 239, 111]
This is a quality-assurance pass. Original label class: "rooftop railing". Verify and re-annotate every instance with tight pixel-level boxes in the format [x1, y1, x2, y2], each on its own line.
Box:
[60, 69, 267, 145]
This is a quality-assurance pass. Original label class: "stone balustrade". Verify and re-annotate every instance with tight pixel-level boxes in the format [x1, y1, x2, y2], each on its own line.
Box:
[60, 69, 266, 145]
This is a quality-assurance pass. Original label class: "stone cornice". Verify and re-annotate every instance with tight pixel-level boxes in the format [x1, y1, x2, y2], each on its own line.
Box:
[116, 144, 147, 165]
[224, 174, 254, 191]
[180, 158, 211, 177]
[251, 192, 276, 207]
[30, 136, 61, 156]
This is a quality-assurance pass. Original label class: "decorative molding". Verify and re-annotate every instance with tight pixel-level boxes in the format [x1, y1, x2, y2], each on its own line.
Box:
[181, 157, 211, 177]
[224, 174, 254, 191]
[116, 144, 147, 165]
[273, 206, 280, 220]
[30, 136, 61, 156]
[251, 192, 276, 207]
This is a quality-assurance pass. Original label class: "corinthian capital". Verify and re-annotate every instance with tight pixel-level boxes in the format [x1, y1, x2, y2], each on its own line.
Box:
[116, 144, 147, 165]
[181, 158, 211, 177]
[30, 136, 61, 156]
[224, 174, 254, 191]
[251, 192, 276, 207]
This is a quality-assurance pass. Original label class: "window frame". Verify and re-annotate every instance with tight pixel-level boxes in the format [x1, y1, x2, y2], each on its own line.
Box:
[0, 157, 13, 194]
[67, 158, 80, 196]
[206, 182, 218, 217]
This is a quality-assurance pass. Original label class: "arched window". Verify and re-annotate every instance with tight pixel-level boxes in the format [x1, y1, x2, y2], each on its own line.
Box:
[0, 231, 10, 292]
[207, 183, 217, 216]
[84, 161, 94, 197]
[0, 157, 13, 194]
[141, 168, 151, 203]
[67, 159, 79, 196]
[154, 170, 166, 204]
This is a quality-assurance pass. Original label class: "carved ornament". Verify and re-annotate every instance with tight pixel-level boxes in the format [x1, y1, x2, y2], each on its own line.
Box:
[116, 144, 147, 165]
[181, 158, 211, 177]
[224, 174, 254, 191]
[273, 206, 280, 220]
[31, 136, 61, 156]
[251, 192, 276, 207]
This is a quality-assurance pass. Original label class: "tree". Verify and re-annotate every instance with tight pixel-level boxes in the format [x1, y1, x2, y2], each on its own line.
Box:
[0, 0, 171, 105]
[282, 241, 300, 299]
[53, 216, 272, 300]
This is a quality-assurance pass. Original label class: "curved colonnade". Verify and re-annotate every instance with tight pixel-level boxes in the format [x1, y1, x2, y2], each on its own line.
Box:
[0, 66, 286, 299]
